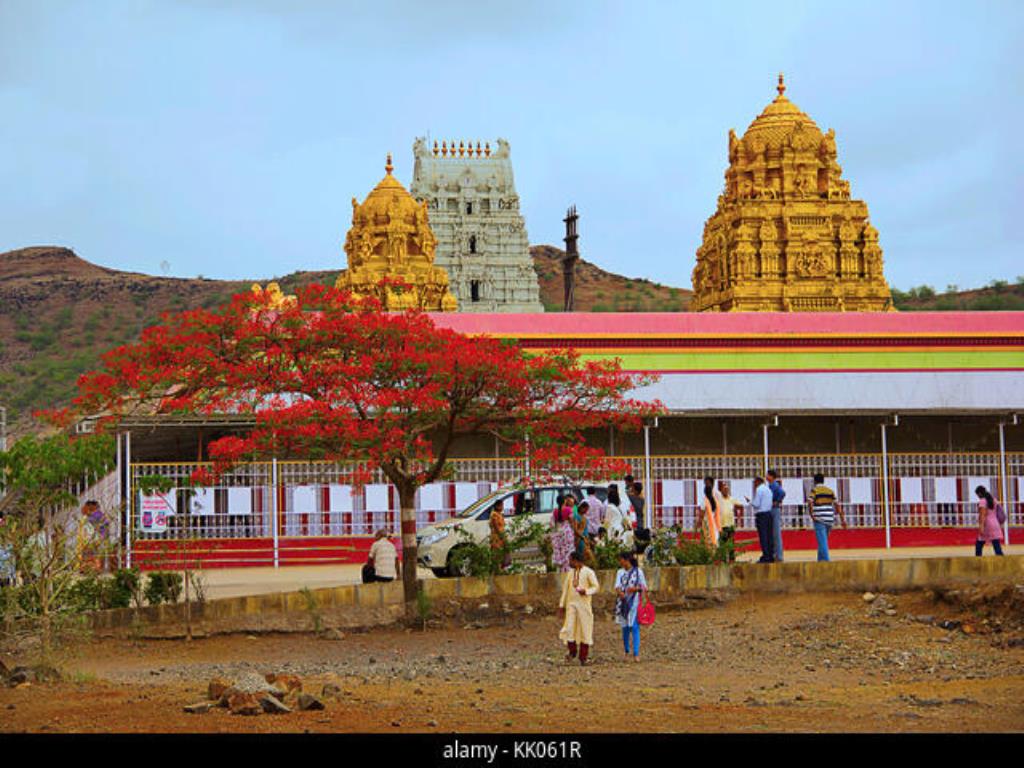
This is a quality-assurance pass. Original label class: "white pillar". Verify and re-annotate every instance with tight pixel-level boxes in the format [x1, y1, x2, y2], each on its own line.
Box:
[115, 432, 123, 568]
[762, 423, 770, 477]
[643, 423, 653, 530]
[125, 431, 133, 568]
[524, 433, 531, 478]
[881, 423, 891, 549]
[271, 458, 279, 568]
[999, 422, 1010, 545]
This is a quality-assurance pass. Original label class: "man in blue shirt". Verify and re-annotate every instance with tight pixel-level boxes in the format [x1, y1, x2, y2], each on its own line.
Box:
[767, 470, 786, 563]
[749, 476, 775, 563]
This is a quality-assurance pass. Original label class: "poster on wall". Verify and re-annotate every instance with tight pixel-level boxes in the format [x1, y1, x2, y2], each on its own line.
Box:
[139, 491, 175, 533]
[226, 487, 252, 515]
[189, 487, 216, 515]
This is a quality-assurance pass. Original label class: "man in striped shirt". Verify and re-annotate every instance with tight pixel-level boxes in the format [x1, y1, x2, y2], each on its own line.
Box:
[808, 474, 846, 562]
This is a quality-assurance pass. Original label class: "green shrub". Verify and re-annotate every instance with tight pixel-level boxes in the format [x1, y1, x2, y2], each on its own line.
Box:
[109, 568, 140, 609]
[144, 571, 183, 605]
[674, 531, 744, 565]
[593, 538, 626, 570]
[66, 573, 104, 612]
[447, 516, 549, 577]
[415, 587, 432, 630]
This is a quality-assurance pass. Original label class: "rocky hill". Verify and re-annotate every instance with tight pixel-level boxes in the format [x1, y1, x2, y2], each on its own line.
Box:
[532, 245, 691, 312]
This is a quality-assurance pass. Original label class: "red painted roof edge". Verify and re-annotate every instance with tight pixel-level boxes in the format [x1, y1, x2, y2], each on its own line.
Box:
[427, 312, 1024, 336]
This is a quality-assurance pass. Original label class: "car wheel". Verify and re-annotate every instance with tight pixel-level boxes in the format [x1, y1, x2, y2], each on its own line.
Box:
[445, 546, 473, 578]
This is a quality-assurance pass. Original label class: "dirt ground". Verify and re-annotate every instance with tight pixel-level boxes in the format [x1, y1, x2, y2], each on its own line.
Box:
[1, 587, 1023, 733]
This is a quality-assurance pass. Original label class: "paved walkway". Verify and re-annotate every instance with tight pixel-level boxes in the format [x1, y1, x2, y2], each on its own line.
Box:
[191, 544, 1024, 601]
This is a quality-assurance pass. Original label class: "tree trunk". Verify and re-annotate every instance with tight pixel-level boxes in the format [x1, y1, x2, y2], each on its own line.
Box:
[184, 565, 192, 641]
[398, 485, 419, 609]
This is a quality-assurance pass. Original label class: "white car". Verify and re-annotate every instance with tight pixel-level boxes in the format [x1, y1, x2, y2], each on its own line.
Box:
[416, 482, 610, 577]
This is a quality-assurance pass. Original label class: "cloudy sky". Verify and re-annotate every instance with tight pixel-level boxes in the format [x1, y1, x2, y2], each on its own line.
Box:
[0, 1, 1020, 291]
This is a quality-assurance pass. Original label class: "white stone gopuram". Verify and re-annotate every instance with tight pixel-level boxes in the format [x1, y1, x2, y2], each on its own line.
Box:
[410, 137, 545, 312]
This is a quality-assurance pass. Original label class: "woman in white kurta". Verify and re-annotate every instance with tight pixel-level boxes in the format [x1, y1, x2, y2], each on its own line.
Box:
[559, 551, 600, 665]
[603, 484, 625, 540]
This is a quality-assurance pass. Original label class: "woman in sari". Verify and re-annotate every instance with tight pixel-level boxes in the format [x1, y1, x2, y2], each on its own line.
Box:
[489, 499, 511, 570]
[571, 501, 595, 566]
[551, 495, 577, 572]
[698, 476, 721, 547]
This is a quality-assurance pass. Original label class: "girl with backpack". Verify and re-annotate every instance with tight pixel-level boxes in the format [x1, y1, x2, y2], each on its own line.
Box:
[974, 485, 1005, 557]
[614, 551, 649, 663]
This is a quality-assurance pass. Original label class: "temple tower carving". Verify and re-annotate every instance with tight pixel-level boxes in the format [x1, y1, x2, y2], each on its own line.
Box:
[409, 137, 545, 312]
[335, 155, 458, 312]
[691, 75, 893, 312]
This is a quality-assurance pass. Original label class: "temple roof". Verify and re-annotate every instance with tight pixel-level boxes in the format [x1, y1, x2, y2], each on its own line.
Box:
[741, 73, 823, 145]
[356, 154, 421, 220]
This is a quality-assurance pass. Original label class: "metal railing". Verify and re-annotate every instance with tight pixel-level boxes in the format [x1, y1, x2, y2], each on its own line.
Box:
[125, 452, 1023, 565]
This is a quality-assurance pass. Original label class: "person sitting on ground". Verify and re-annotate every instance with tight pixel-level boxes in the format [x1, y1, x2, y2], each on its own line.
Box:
[615, 551, 648, 663]
[365, 529, 400, 583]
[559, 550, 599, 666]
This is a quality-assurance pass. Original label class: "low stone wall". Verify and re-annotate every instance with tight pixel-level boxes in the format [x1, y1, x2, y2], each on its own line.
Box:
[88, 555, 1024, 637]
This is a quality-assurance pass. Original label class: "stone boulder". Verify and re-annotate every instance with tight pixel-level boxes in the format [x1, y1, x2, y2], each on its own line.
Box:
[228, 692, 262, 716]
[208, 677, 232, 701]
[297, 693, 325, 711]
[259, 695, 291, 715]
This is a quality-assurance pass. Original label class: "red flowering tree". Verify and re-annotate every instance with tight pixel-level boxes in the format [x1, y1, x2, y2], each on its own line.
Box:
[70, 284, 662, 604]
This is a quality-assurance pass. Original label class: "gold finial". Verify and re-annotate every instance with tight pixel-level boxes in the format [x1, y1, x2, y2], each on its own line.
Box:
[459, 140, 465, 157]
[484, 142, 491, 157]
[777, 72, 786, 97]
[385, 153, 393, 175]
[441, 140, 447, 157]
[433, 140, 438, 157]
[476, 141, 481, 157]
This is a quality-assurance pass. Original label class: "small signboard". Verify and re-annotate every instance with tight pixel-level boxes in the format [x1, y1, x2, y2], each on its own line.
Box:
[139, 491, 175, 533]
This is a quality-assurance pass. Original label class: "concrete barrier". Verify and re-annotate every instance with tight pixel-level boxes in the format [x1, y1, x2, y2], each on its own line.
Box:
[88, 554, 1024, 636]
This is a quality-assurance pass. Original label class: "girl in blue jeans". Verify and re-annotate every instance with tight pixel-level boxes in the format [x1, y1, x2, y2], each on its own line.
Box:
[614, 552, 647, 662]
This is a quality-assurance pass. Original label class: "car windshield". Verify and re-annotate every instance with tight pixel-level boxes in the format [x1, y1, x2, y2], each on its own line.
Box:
[454, 488, 515, 519]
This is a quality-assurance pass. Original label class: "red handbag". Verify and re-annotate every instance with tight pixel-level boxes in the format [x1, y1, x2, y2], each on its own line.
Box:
[637, 592, 656, 626]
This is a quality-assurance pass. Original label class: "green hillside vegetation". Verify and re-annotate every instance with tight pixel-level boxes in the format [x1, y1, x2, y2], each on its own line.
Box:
[891, 277, 1024, 311]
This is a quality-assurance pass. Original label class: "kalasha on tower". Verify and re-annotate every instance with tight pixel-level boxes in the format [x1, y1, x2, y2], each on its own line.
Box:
[335, 155, 458, 311]
[691, 75, 893, 312]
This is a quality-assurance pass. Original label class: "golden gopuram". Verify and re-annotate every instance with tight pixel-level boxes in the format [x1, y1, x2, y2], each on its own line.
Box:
[691, 74, 893, 312]
[335, 154, 458, 311]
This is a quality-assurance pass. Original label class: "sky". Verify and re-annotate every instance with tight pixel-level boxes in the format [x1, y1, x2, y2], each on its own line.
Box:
[0, 0, 1021, 292]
